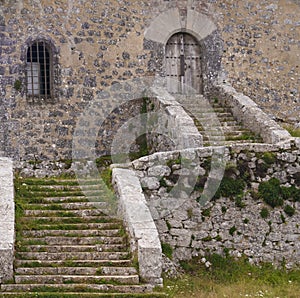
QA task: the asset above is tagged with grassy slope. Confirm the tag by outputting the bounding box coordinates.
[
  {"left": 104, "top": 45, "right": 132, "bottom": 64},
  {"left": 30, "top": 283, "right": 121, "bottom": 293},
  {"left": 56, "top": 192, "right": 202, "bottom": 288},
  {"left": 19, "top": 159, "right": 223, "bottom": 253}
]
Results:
[{"left": 160, "top": 255, "right": 300, "bottom": 298}]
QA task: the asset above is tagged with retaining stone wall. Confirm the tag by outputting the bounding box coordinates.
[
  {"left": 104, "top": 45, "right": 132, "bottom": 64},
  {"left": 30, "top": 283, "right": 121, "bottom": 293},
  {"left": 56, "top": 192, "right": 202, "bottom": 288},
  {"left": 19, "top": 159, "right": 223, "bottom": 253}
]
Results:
[{"left": 129, "top": 140, "right": 300, "bottom": 269}]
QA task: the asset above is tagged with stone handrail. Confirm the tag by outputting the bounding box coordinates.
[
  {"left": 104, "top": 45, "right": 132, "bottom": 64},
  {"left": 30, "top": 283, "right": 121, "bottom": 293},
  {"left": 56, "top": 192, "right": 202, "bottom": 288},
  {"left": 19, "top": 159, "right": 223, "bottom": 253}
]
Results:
[
  {"left": 0, "top": 157, "right": 14, "bottom": 282},
  {"left": 112, "top": 167, "right": 163, "bottom": 285},
  {"left": 213, "top": 83, "right": 292, "bottom": 144}
]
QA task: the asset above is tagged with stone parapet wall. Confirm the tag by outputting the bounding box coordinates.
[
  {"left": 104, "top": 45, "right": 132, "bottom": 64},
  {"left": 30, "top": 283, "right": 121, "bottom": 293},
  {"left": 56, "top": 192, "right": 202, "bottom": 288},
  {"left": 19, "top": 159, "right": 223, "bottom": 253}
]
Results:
[
  {"left": 211, "top": 83, "right": 292, "bottom": 144},
  {"left": 145, "top": 85, "right": 203, "bottom": 153},
  {"left": 112, "top": 167, "right": 162, "bottom": 285},
  {"left": 0, "top": 157, "right": 14, "bottom": 282},
  {"left": 126, "top": 140, "right": 300, "bottom": 269}
]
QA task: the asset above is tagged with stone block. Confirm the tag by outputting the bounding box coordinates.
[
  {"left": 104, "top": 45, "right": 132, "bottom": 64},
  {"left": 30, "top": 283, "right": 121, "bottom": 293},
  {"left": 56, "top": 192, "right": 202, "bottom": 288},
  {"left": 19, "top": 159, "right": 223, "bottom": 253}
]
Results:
[
  {"left": 112, "top": 168, "right": 162, "bottom": 285},
  {"left": 0, "top": 157, "right": 14, "bottom": 282}
]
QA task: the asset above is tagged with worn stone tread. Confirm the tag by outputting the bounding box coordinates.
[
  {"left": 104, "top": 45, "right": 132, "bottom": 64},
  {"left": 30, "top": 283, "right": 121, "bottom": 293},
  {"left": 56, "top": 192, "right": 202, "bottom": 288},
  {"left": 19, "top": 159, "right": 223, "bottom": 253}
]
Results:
[
  {"left": 19, "top": 216, "right": 118, "bottom": 223},
  {"left": 24, "top": 209, "right": 110, "bottom": 216},
  {"left": 24, "top": 222, "right": 120, "bottom": 230},
  {"left": 0, "top": 293, "right": 167, "bottom": 297},
  {"left": 20, "top": 243, "right": 128, "bottom": 253},
  {"left": 17, "top": 251, "right": 130, "bottom": 261},
  {"left": 14, "top": 274, "right": 140, "bottom": 285},
  {"left": 24, "top": 202, "right": 107, "bottom": 210},
  {"left": 21, "top": 236, "right": 125, "bottom": 245},
  {"left": 22, "top": 229, "right": 120, "bottom": 237},
  {"left": 15, "top": 259, "right": 133, "bottom": 267},
  {"left": 1, "top": 283, "right": 155, "bottom": 293},
  {"left": 15, "top": 266, "right": 137, "bottom": 276},
  {"left": 19, "top": 244, "right": 128, "bottom": 253}
]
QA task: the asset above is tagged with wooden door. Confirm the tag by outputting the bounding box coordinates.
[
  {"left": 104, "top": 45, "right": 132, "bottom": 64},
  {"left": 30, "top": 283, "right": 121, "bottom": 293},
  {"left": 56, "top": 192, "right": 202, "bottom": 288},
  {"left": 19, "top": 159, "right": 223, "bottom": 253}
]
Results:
[{"left": 165, "top": 33, "right": 202, "bottom": 94}]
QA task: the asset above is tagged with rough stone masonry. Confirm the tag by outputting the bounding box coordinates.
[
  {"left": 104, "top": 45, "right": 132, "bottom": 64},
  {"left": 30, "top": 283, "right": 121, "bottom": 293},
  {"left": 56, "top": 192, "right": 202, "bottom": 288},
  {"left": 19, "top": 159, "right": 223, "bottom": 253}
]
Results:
[{"left": 0, "top": 0, "right": 299, "bottom": 161}]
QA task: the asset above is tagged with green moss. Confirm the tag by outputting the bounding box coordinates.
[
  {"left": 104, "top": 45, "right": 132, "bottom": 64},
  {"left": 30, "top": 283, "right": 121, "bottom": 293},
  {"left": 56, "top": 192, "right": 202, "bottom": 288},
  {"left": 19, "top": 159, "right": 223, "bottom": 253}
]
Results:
[
  {"left": 284, "top": 124, "right": 300, "bottom": 137},
  {"left": 284, "top": 204, "right": 296, "bottom": 217},
  {"left": 187, "top": 208, "right": 193, "bottom": 219},
  {"left": 166, "top": 221, "right": 171, "bottom": 231},
  {"left": 202, "top": 235, "right": 213, "bottom": 242},
  {"left": 214, "top": 177, "right": 245, "bottom": 199},
  {"left": 262, "top": 152, "right": 276, "bottom": 164},
  {"left": 243, "top": 218, "right": 249, "bottom": 224},
  {"left": 14, "top": 79, "right": 22, "bottom": 91},
  {"left": 201, "top": 207, "right": 211, "bottom": 217},
  {"left": 215, "top": 234, "right": 222, "bottom": 241},
  {"left": 281, "top": 185, "right": 300, "bottom": 202},
  {"left": 229, "top": 226, "right": 237, "bottom": 236},
  {"left": 235, "top": 196, "right": 245, "bottom": 208},
  {"left": 161, "top": 242, "right": 173, "bottom": 260},
  {"left": 258, "top": 178, "right": 284, "bottom": 208},
  {"left": 260, "top": 207, "right": 270, "bottom": 219}
]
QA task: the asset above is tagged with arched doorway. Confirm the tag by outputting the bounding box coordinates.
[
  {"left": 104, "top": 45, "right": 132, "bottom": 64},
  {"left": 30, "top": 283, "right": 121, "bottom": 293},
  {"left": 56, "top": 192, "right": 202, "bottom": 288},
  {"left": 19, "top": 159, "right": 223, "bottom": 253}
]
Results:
[{"left": 165, "top": 32, "right": 203, "bottom": 94}]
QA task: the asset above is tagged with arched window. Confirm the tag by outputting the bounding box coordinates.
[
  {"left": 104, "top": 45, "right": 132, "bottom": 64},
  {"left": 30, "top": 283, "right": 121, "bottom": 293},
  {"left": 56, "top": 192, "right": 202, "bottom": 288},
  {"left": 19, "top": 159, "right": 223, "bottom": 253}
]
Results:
[
  {"left": 165, "top": 32, "right": 202, "bottom": 94},
  {"left": 26, "top": 41, "right": 52, "bottom": 99}
]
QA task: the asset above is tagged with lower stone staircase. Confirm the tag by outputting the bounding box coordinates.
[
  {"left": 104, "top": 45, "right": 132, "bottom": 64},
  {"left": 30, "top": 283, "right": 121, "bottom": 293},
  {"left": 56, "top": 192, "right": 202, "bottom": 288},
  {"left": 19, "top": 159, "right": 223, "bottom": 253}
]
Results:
[
  {"left": 177, "top": 94, "right": 262, "bottom": 146},
  {"left": 0, "top": 176, "right": 165, "bottom": 297}
]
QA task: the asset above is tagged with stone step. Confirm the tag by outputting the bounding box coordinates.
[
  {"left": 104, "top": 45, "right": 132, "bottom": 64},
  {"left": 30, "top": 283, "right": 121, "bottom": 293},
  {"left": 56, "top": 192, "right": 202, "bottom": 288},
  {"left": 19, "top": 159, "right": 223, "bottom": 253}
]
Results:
[
  {"left": 0, "top": 292, "right": 167, "bottom": 297},
  {"left": 21, "top": 222, "right": 120, "bottom": 231},
  {"left": 24, "top": 209, "right": 109, "bottom": 217},
  {"left": 17, "top": 251, "right": 130, "bottom": 261},
  {"left": 15, "top": 259, "right": 133, "bottom": 268},
  {"left": 203, "top": 139, "right": 258, "bottom": 146},
  {"left": 20, "top": 216, "right": 122, "bottom": 228},
  {"left": 21, "top": 236, "right": 125, "bottom": 245},
  {"left": 15, "top": 266, "right": 137, "bottom": 276},
  {"left": 21, "top": 190, "right": 105, "bottom": 197},
  {"left": 21, "top": 229, "right": 121, "bottom": 237},
  {"left": 18, "top": 244, "right": 127, "bottom": 253},
  {"left": 22, "top": 196, "right": 91, "bottom": 203},
  {"left": 24, "top": 202, "right": 108, "bottom": 210},
  {"left": 19, "top": 216, "right": 119, "bottom": 224},
  {"left": 30, "top": 184, "right": 103, "bottom": 191},
  {"left": 200, "top": 130, "right": 251, "bottom": 137},
  {"left": 1, "top": 284, "right": 156, "bottom": 294},
  {"left": 14, "top": 274, "right": 139, "bottom": 285}
]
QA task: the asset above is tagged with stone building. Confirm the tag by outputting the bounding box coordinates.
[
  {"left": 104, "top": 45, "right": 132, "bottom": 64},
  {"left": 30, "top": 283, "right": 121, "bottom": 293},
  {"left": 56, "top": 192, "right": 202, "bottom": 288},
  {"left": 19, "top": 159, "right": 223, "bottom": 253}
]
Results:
[{"left": 0, "top": 0, "right": 299, "bottom": 162}]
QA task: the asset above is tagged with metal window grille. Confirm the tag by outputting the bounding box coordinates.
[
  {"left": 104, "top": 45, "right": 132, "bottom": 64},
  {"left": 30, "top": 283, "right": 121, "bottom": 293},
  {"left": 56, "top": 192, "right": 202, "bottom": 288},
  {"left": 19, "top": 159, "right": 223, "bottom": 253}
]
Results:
[{"left": 26, "top": 41, "right": 52, "bottom": 99}]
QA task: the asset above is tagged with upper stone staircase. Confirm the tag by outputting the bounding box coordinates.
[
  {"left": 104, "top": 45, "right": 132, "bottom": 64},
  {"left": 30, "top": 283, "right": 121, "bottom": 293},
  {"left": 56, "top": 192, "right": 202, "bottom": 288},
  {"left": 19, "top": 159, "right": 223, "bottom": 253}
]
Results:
[
  {"left": 0, "top": 176, "right": 165, "bottom": 297},
  {"left": 176, "top": 94, "right": 263, "bottom": 146}
]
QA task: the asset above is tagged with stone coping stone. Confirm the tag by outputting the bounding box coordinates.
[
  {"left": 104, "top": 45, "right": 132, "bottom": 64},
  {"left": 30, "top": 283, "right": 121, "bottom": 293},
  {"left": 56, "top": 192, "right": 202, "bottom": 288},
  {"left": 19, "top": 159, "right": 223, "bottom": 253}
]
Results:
[
  {"left": 0, "top": 157, "right": 14, "bottom": 282},
  {"left": 112, "top": 167, "right": 162, "bottom": 286}
]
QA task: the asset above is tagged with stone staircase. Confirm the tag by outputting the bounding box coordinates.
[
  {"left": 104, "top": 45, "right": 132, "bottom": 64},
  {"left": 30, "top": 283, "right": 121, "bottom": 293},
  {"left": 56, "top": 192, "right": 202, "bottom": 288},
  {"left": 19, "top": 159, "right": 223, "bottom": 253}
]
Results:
[
  {"left": 0, "top": 177, "right": 165, "bottom": 297},
  {"left": 177, "top": 94, "right": 262, "bottom": 146}
]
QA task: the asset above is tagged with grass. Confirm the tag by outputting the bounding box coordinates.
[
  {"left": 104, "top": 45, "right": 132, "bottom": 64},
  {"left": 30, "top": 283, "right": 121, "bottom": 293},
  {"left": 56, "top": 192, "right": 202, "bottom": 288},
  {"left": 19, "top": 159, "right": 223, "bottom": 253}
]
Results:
[
  {"left": 159, "top": 254, "right": 300, "bottom": 297},
  {"left": 284, "top": 124, "right": 300, "bottom": 137}
]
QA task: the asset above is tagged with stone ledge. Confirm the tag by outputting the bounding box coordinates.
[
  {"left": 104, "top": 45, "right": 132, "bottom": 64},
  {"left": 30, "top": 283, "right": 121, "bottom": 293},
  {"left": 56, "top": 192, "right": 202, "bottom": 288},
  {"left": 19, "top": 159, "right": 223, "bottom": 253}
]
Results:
[
  {"left": 0, "top": 157, "right": 14, "bottom": 282},
  {"left": 213, "top": 83, "right": 292, "bottom": 144},
  {"left": 149, "top": 85, "right": 203, "bottom": 150},
  {"left": 112, "top": 167, "right": 163, "bottom": 285}
]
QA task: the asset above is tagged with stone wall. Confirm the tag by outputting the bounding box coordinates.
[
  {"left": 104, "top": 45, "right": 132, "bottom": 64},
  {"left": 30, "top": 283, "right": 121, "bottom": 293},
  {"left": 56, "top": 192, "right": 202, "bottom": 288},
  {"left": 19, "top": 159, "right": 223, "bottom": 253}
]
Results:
[
  {"left": 0, "top": 0, "right": 299, "bottom": 161},
  {"left": 124, "top": 139, "right": 300, "bottom": 269},
  {"left": 0, "top": 157, "right": 14, "bottom": 282}
]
